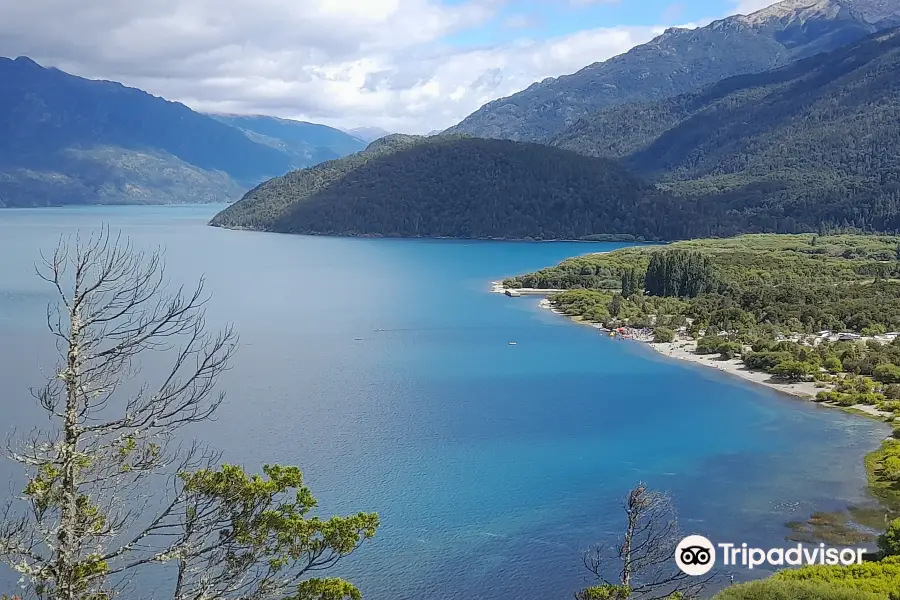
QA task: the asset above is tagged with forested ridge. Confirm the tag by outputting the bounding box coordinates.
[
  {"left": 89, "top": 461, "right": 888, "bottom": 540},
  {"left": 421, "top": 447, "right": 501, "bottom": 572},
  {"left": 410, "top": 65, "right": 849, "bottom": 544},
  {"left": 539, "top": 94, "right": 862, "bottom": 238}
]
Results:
[
  {"left": 552, "top": 27, "right": 900, "bottom": 232},
  {"left": 211, "top": 136, "right": 710, "bottom": 240}
]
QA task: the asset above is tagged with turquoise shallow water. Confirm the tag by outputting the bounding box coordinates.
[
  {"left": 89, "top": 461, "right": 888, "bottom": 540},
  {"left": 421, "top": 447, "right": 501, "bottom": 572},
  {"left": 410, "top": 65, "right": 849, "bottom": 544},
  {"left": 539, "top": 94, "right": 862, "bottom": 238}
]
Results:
[{"left": 0, "top": 205, "right": 890, "bottom": 599}]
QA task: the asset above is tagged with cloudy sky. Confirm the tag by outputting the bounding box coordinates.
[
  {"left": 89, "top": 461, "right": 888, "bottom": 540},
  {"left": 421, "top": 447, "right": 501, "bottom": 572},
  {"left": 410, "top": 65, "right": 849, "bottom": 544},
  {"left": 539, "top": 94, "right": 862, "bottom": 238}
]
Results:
[{"left": 0, "top": 0, "right": 776, "bottom": 133}]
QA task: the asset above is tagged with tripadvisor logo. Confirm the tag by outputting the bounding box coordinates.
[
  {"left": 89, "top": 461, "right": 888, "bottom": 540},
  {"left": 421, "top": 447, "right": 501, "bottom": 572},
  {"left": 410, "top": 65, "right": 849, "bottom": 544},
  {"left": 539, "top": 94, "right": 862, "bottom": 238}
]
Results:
[
  {"left": 675, "top": 535, "right": 716, "bottom": 576},
  {"left": 674, "top": 535, "right": 868, "bottom": 576}
]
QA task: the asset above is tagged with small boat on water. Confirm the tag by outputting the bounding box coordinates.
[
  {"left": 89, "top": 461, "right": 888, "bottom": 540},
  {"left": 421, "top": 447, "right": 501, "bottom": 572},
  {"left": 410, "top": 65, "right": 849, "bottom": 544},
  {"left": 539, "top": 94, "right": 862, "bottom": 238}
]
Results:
[{"left": 508, "top": 341, "right": 517, "bottom": 345}]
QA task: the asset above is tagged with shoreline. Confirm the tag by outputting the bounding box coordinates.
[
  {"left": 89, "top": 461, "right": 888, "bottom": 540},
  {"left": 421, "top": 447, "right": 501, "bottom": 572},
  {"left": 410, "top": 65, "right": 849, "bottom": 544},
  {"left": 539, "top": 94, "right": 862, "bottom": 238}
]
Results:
[
  {"left": 642, "top": 338, "right": 893, "bottom": 419},
  {"left": 496, "top": 281, "right": 896, "bottom": 421},
  {"left": 495, "top": 280, "right": 900, "bottom": 524}
]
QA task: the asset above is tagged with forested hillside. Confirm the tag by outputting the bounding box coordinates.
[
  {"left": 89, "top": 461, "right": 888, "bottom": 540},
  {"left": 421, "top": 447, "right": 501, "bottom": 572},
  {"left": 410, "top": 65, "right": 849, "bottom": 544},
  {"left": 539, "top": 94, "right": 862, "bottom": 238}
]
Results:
[
  {"left": 447, "top": 0, "right": 900, "bottom": 142},
  {"left": 551, "top": 27, "right": 900, "bottom": 232},
  {"left": 210, "top": 136, "right": 703, "bottom": 240}
]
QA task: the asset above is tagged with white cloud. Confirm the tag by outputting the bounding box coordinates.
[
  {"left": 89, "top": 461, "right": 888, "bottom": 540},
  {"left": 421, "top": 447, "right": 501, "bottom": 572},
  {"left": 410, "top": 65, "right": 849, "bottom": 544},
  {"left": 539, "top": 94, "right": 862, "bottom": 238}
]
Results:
[
  {"left": 0, "top": 0, "right": 681, "bottom": 133},
  {"left": 730, "top": 0, "right": 779, "bottom": 15}
]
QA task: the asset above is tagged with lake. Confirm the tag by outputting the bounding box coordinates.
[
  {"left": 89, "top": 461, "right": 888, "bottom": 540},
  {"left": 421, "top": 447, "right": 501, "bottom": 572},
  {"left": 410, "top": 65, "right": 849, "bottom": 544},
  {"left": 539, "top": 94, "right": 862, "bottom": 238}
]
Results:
[{"left": 0, "top": 205, "right": 890, "bottom": 599}]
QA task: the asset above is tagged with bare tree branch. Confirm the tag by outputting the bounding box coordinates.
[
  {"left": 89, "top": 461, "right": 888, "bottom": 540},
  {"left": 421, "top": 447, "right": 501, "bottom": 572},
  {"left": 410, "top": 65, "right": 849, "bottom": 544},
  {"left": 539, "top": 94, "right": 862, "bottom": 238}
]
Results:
[
  {"left": 578, "top": 483, "right": 714, "bottom": 600},
  {"left": 1, "top": 228, "right": 378, "bottom": 600}
]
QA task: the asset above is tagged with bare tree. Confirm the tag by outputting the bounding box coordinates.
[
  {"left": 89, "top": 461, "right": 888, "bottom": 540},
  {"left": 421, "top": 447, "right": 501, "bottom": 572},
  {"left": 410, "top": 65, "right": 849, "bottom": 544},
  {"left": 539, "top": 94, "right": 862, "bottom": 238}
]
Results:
[
  {"left": 576, "top": 483, "right": 711, "bottom": 600},
  {"left": 0, "top": 230, "right": 378, "bottom": 600}
]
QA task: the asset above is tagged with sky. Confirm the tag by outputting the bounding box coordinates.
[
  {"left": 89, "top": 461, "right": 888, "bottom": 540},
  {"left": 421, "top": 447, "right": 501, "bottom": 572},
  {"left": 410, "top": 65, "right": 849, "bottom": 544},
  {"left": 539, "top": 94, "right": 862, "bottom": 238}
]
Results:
[{"left": 0, "top": 0, "right": 777, "bottom": 134}]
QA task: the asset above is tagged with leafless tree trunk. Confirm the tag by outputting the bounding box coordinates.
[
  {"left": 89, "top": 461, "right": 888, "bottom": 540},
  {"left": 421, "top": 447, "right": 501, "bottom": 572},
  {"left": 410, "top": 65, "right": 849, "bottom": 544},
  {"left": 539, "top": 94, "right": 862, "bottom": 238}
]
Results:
[
  {"left": 1, "top": 228, "right": 237, "bottom": 599},
  {"left": 577, "top": 483, "right": 712, "bottom": 600}
]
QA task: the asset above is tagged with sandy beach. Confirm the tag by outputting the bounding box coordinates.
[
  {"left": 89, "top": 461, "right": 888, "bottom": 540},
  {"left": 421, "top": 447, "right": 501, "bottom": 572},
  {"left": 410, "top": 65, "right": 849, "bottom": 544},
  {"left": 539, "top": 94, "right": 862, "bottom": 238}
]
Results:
[{"left": 644, "top": 339, "right": 895, "bottom": 419}]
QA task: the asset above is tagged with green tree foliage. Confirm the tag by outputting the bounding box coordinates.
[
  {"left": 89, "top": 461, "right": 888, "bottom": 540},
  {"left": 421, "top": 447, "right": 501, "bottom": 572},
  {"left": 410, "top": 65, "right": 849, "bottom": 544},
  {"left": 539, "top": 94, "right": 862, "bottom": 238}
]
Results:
[
  {"left": 608, "top": 294, "right": 623, "bottom": 318},
  {"left": 211, "top": 136, "right": 697, "bottom": 240},
  {"left": 767, "top": 556, "right": 900, "bottom": 598},
  {"left": 511, "top": 234, "right": 900, "bottom": 335},
  {"left": 874, "top": 364, "right": 900, "bottom": 384},
  {"left": 771, "top": 360, "right": 817, "bottom": 381},
  {"left": 879, "top": 519, "right": 900, "bottom": 557},
  {"left": 621, "top": 267, "right": 642, "bottom": 298},
  {"left": 696, "top": 336, "right": 723, "bottom": 355},
  {"left": 644, "top": 251, "right": 717, "bottom": 298},
  {"left": 576, "top": 585, "right": 631, "bottom": 600},
  {"left": 0, "top": 232, "right": 378, "bottom": 600},
  {"left": 653, "top": 327, "right": 675, "bottom": 343},
  {"left": 712, "top": 580, "right": 884, "bottom": 600},
  {"left": 867, "top": 440, "right": 900, "bottom": 509},
  {"left": 826, "top": 356, "right": 845, "bottom": 373}
]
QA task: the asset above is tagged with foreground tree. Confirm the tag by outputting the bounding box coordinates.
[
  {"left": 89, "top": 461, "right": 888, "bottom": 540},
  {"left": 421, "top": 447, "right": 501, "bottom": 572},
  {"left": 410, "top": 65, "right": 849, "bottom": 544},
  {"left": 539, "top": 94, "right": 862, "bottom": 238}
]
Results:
[
  {"left": 576, "top": 483, "right": 710, "bottom": 600},
  {"left": 0, "top": 230, "right": 378, "bottom": 600}
]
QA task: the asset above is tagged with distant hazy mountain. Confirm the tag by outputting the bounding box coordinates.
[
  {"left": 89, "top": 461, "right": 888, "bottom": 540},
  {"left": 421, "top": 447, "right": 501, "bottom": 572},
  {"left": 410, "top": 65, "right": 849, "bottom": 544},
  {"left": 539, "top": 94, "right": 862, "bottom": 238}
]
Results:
[
  {"left": 210, "top": 114, "right": 366, "bottom": 167},
  {"left": 0, "top": 58, "right": 361, "bottom": 207},
  {"left": 446, "top": 0, "right": 900, "bottom": 143},
  {"left": 345, "top": 127, "right": 393, "bottom": 142}
]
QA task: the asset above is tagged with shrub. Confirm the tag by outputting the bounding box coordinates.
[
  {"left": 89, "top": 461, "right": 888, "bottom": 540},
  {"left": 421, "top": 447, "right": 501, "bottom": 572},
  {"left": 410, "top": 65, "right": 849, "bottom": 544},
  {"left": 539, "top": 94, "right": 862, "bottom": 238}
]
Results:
[
  {"left": 825, "top": 356, "right": 844, "bottom": 373},
  {"left": 771, "top": 556, "right": 900, "bottom": 598},
  {"left": 717, "top": 341, "right": 743, "bottom": 359},
  {"left": 653, "top": 327, "right": 675, "bottom": 343},
  {"left": 874, "top": 364, "right": 900, "bottom": 384},
  {"left": 696, "top": 336, "right": 722, "bottom": 354},
  {"left": 712, "top": 580, "right": 882, "bottom": 600},
  {"left": 880, "top": 519, "right": 900, "bottom": 557},
  {"left": 883, "top": 456, "right": 900, "bottom": 481},
  {"left": 744, "top": 351, "right": 794, "bottom": 371},
  {"left": 771, "top": 360, "right": 816, "bottom": 381}
]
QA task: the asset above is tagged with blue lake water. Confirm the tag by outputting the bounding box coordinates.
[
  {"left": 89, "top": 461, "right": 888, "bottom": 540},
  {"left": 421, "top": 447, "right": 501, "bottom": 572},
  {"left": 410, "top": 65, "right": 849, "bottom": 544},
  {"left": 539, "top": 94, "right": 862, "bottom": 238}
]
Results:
[{"left": 0, "top": 205, "right": 890, "bottom": 599}]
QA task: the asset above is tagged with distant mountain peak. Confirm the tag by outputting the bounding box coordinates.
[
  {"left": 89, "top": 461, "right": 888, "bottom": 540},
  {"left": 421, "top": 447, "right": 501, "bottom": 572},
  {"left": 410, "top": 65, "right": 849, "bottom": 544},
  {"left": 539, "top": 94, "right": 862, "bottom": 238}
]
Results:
[
  {"left": 446, "top": 0, "right": 900, "bottom": 142},
  {"left": 345, "top": 126, "right": 393, "bottom": 143},
  {"left": 736, "top": 0, "right": 889, "bottom": 24}
]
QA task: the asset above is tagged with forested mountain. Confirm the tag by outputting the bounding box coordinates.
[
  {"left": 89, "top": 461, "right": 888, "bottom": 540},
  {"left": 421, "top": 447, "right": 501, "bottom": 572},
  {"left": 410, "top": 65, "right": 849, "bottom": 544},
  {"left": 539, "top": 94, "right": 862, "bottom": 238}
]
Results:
[
  {"left": 209, "top": 114, "right": 366, "bottom": 167},
  {"left": 446, "top": 0, "right": 900, "bottom": 143},
  {"left": 0, "top": 58, "right": 358, "bottom": 207},
  {"left": 210, "top": 136, "right": 705, "bottom": 240},
  {"left": 552, "top": 27, "right": 900, "bottom": 232}
]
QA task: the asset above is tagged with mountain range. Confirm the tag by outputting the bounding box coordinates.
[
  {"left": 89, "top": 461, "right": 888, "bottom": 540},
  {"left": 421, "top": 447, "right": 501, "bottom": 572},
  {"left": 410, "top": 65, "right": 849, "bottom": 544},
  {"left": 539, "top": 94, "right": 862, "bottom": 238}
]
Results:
[
  {"left": 209, "top": 114, "right": 366, "bottom": 165},
  {"left": 344, "top": 127, "right": 393, "bottom": 143},
  {"left": 446, "top": 0, "right": 900, "bottom": 143},
  {"left": 0, "top": 57, "right": 370, "bottom": 207},
  {"left": 213, "top": 25, "right": 900, "bottom": 239}
]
